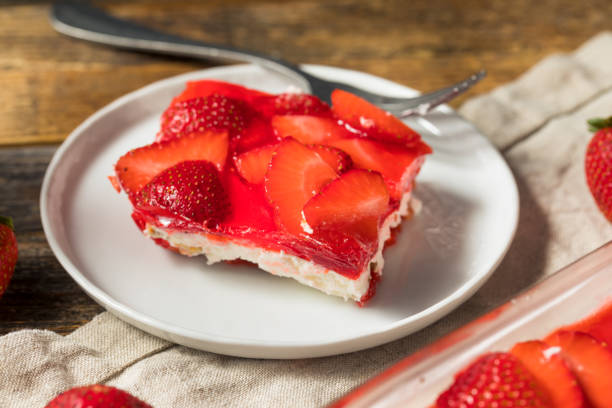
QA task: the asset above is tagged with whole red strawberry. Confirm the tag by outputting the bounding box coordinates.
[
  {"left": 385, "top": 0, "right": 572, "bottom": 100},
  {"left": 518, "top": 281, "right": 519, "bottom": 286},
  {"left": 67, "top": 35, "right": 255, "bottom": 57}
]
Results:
[
  {"left": 436, "top": 352, "right": 551, "bottom": 408},
  {"left": 585, "top": 117, "right": 612, "bottom": 222},
  {"left": 45, "top": 384, "right": 152, "bottom": 408},
  {"left": 157, "top": 94, "right": 250, "bottom": 142},
  {"left": 0, "top": 215, "right": 17, "bottom": 298},
  {"left": 136, "top": 160, "right": 231, "bottom": 228}
]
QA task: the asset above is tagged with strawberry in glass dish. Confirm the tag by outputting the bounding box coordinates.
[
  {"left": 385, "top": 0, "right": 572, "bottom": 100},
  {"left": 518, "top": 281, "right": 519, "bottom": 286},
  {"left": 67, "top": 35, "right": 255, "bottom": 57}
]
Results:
[
  {"left": 431, "top": 303, "right": 612, "bottom": 408},
  {"left": 436, "top": 352, "right": 553, "bottom": 408},
  {"left": 111, "top": 80, "right": 431, "bottom": 304}
]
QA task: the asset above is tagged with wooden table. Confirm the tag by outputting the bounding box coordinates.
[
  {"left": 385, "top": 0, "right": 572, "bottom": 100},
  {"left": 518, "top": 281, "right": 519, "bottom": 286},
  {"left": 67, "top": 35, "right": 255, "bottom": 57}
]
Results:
[{"left": 1, "top": 0, "right": 609, "bottom": 335}]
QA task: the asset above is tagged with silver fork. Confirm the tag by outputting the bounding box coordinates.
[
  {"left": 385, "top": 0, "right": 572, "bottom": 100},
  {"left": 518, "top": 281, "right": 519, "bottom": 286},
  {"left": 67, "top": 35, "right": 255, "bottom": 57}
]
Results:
[{"left": 50, "top": 2, "right": 485, "bottom": 117}]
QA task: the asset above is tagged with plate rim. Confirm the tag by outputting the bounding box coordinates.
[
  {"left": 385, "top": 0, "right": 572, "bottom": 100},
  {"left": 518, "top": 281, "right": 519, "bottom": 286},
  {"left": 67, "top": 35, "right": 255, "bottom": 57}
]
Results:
[{"left": 40, "top": 64, "right": 519, "bottom": 358}]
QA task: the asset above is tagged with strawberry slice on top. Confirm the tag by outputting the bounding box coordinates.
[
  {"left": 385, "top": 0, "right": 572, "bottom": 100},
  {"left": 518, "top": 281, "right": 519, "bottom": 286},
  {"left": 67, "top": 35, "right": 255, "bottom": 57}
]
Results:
[
  {"left": 111, "top": 79, "right": 432, "bottom": 304},
  {"left": 309, "top": 144, "right": 353, "bottom": 174},
  {"left": 331, "top": 89, "right": 423, "bottom": 147},
  {"left": 264, "top": 138, "right": 338, "bottom": 235},
  {"left": 330, "top": 137, "right": 429, "bottom": 199},
  {"left": 136, "top": 160, "right": 231, "bottom": 229},
  {"left": 303, "top": 169, "right": 390, "bottom": 241},
  {"left": 234, "top": 143, "right": 278, "bottom": 185},
  {"left": 115, "top": 130, "right": 229, "bottom": 200},
  {"left": 157, "top": 94, "right": 251, "bottom": 143},
  {"left": 264, "top": 93, "right": 332, "bottom": 117},
  {"left": 436, "top": 352, "right": 552, "bottom": 408},
  {"left": 272, "top": 115, "right": 349, "bottom": 145},
  {"left": 170, "top": 79, "right": 271, "bottom": 105}
]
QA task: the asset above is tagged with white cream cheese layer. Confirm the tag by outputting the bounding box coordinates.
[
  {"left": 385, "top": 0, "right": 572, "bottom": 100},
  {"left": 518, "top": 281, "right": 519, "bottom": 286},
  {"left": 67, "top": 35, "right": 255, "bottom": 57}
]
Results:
[{"left": 145, "top": 192, "right": 417, "bottom": 302}]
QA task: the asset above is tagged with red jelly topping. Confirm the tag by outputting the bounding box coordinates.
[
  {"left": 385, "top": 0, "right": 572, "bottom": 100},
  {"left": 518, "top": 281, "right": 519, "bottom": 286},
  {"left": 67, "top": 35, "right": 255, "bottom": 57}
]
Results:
[{"left": 114, "top": 80, "right": 431, "bottom": 287}]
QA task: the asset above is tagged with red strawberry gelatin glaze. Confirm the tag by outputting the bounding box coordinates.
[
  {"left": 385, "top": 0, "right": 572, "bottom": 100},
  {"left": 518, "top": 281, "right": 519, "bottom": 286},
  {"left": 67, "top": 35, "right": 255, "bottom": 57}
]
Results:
[{"left": 112, "top": 80, "right": 431, "bottom": 304}]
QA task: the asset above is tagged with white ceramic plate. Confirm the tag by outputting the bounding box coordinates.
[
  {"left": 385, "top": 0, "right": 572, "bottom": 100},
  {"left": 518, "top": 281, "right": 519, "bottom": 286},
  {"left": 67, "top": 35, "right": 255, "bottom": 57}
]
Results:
[{"left": 40, "top": 64, "right": 518, "bottom": 359}]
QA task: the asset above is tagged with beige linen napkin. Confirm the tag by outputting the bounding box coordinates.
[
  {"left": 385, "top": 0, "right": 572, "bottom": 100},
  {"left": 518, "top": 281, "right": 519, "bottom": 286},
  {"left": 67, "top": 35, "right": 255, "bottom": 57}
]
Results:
[{"left": 2, "top": 32, "right": 612, "bottom": 408}]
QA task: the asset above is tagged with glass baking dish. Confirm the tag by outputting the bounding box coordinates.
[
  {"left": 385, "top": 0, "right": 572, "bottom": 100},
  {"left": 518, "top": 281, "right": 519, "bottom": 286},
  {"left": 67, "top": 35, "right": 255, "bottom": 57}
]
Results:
[{"left": 330, "top": 240, "right": 612, "bottom": 408}]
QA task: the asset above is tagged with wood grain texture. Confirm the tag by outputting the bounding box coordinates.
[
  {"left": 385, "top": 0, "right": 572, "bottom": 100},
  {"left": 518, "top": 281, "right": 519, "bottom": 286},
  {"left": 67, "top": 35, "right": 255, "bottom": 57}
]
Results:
[
  {"left": 0, "top": 0, "right": 611, "bottom": 334},
  {"left": 1, "top": 0, "right": 612, "bottom": 146},
  {"left": 0, "top": 146, "right": 104, "bottom": 335}
]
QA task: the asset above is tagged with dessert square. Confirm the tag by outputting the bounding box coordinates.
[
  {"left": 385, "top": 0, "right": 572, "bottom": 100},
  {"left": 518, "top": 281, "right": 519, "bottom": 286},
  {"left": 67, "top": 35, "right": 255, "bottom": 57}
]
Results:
[{"left": 110, "top": 80, "right": 431, "bottom": 304}]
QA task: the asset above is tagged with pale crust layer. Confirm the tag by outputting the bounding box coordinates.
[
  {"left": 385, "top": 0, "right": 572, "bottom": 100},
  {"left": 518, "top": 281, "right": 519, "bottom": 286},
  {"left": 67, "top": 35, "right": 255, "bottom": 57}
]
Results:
[{"left": 145, "top": 192, "right": 417, "bottom": 302}]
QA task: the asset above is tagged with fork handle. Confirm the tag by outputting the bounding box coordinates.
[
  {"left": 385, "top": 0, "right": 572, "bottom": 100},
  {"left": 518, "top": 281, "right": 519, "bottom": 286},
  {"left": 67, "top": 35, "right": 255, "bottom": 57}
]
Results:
[{"left": 50, "top": 2, "right": 314, "bottom": 92}]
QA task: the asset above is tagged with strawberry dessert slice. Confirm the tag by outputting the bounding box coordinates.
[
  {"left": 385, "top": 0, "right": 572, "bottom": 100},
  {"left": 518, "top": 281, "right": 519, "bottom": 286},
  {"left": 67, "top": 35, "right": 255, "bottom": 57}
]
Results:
[{"left": 113, "top": 79, "right": 431, "bottom": 303}]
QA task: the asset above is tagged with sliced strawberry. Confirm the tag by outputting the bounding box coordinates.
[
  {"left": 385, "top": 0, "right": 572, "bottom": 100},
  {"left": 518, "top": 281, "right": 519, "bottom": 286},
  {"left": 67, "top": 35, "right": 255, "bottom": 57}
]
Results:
[
  {"left": 171, "top": 79, "right": 271, "bottom": 105},
  {"left": 231, "top": 115, "right": 277, "bottom": 154},
  {"left": 546, "top": 330, "right": 612, "bottom": 408},
  {"left": 331, "top": 89, "right": 423, "bottom": 146},
  {"left": 115, "top": 130, "right": 229, "bottom": 199},
  {"left": 436, "top": 352, "right": 551, "bottom": 408},
  {"left": 329, "top": 138, "right": 428, "bottom": 199},
  {"left": 269, "top": 93, "right": 331, "bottom": 116},
  {"left": 304, "top": 227, "right": 373, "bottom": 278},
  {"left": 234, "top": 143, "right": 278, "bottom": 184},
  {"left": 302, "top": 169, "right": 389, "bottom": 241},
  {"left": 157, "top": 94, "right": 250, "bottom": 142},
  {"left": 264, "top": 138, "right": 337, "bottom": 235},
  {"left": 136, "top": 160, "right": 230, "bottom": 228},
  {"left": 309, "top": 144, "right": 353, "bottom": 173},
  {"left": 511, "top": 340, "right": 587, "bottom": 408},
  {"left": 271, "top": 115, "right": 348, "bottom": 145}
]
